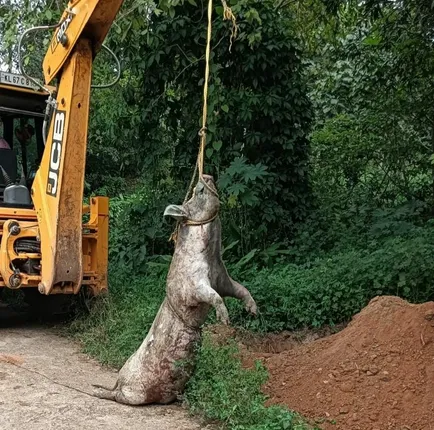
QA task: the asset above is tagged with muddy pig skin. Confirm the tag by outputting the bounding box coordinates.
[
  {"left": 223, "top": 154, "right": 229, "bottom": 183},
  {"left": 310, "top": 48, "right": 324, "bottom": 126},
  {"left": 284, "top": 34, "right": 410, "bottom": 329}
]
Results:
[{"left": 93, "top": 175, "right": 257, "bottom": 405}]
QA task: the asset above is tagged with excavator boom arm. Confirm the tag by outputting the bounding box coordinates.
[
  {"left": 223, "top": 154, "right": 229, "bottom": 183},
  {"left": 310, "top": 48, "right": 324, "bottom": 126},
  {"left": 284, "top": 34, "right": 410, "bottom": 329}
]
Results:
[
  {"left": 42, "top": 0, "right": 123, "bottom": 85},
  {"left": 31, "top": 0, "right": 123, "bottom": 294}
]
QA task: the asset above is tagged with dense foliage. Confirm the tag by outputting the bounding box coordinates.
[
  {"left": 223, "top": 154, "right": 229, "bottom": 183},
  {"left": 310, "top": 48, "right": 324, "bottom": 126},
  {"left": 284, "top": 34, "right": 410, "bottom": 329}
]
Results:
[{"left": 95, "top": 0, "right": 313, "bottom": 259}]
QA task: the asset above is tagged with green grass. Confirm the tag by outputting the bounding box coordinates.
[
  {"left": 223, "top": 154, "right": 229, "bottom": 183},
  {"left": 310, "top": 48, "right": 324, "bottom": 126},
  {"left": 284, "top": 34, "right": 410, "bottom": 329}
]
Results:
[
  {"left": 69, "top": 268, "right": 166, "bottom": 367},
  {"left": 184, "top": 335, "right": 314, "bottom": 430}
]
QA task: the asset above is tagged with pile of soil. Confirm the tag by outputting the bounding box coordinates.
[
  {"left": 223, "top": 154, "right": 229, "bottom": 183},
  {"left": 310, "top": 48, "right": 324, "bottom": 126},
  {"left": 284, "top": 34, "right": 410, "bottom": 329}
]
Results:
[{"left": 253, "top": 296, "right": 434, "bottom": 429}]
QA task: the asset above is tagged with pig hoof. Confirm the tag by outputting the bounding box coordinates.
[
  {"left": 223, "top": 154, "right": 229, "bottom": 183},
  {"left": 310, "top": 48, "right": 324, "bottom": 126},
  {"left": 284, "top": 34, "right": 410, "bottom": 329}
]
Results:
[{"left": 245, "top": 299, "right": 258, "bottom": 316}]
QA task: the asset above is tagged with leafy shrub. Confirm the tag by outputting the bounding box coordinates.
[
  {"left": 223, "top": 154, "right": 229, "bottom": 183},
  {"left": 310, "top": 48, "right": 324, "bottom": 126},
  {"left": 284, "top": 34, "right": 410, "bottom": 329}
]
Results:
[
  {"left": 287, "top": 200, "right": 429, "bottom": 264},
  {"left": 227, "top": 223, "right": 434, "bottom": 332},
  {"left": 184, "top": 335, "right": 311, "bottom": 430},
  {"left": 108, "top": 180, "right": 181, "bottom": 274}
]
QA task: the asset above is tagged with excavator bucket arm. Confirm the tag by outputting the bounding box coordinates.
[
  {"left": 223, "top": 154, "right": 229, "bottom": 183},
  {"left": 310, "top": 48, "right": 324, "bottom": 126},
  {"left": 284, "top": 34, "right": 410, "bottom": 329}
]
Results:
[{"left": 31, "top": 0, "right": 123, "bottom": 295}]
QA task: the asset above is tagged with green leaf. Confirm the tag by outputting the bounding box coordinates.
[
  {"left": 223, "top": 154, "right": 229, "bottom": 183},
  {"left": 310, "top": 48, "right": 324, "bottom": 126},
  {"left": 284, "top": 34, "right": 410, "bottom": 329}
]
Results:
[
  {"left": 187, "top": 0, "right": 197, "bottom": 5},
  {"left": 213, "top": 140, "right": 222, "bottom": 151},
  {"left": 45, "top": 9, "right": 53, "bottom": 20},
  {"left": 222, "top": 240, "right": 239, "bottom": 256},
  {"left": 235, "top": 249, "right": 258, "bottom": 268},
  {"left": 221, "top": 104, "right": 229, "bottom": 113},
  {"left": 363, "top": 35, "right": 382, "bottom": 46}
]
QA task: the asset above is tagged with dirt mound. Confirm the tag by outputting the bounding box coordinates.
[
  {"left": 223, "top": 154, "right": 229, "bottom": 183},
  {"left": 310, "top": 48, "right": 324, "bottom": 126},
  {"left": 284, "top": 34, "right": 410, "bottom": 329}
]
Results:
[{"left": 256, "top": 296, "right": 434, "bottom": 430}]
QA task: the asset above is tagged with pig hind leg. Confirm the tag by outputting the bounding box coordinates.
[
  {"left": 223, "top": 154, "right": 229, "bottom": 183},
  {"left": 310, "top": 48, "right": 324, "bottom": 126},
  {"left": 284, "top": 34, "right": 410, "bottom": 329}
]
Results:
[{"left": 93, "top": 384, "right": 118, "bottom": 402}]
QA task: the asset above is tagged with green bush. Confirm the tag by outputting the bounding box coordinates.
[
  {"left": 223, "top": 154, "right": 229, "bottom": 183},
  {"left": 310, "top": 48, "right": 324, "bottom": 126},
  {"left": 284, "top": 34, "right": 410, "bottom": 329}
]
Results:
[
  {"left": 108, "top": 179, "right": 181, "bottom": 275},
  {"left": 184, "top": 335, "right": 311, "bottom": 430},
  {"left": 227, "top": 223, "right": 434, "bottom": 332},
  {"left": 287, "top": 200, "right": 429, "bottom": 264}
]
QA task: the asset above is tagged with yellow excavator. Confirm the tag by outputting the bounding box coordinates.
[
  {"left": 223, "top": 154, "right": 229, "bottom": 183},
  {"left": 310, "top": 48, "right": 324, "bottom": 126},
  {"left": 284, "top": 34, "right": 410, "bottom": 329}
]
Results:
[{"left": 0, "top": 0, "right": 123, "bottom": 310}]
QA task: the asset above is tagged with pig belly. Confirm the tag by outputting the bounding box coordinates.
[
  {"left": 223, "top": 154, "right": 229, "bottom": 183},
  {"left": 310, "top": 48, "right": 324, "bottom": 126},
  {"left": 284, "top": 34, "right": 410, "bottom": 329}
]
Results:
[{"left": 114, "top": 299, "right": 201, "bottom": 405}]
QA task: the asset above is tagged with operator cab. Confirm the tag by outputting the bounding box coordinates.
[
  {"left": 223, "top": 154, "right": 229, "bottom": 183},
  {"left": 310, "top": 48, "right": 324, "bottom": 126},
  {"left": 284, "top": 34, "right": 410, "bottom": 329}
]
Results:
[{"left": 0, "top": 71, "right": 48, "bottom": 207}]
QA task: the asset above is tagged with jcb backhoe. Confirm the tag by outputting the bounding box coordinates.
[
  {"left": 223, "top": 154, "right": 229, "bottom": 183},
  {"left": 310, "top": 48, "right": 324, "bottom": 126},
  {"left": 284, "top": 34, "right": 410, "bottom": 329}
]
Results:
[{"left": 0, "top": 0, "right": 124, "bottom": 309}]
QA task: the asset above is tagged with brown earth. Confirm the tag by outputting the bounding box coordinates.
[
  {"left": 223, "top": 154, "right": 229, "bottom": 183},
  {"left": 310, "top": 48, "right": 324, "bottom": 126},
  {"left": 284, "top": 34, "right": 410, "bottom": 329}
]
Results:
[{"left": 245, "top": 296, "right": 434, "bottom": 430}]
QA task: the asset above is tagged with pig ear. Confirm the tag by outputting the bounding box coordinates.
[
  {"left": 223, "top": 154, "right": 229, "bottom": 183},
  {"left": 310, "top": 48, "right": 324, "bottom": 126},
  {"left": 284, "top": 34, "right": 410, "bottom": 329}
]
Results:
[{"left": 163, "top": 204, "right": 188, "bottom": 221}]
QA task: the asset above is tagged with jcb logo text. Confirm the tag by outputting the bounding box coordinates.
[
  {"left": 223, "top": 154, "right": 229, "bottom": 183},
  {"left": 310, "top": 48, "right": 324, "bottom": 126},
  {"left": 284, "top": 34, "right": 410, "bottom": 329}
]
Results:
[{"left": 46, "top": 111, "right": 65, "bottom": 197}]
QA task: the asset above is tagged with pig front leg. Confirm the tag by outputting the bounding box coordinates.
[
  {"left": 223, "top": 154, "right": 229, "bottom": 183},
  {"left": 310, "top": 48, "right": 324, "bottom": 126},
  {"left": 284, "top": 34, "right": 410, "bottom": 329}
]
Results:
[
  {"left": 194, "top": 279, "right": 230, "bottom": 325},
  {"left": 228, "top": 278, "right": 257, "bottom": 316},
  {"left": 215, "top": 269, "right": 257, "bottom": 316}
]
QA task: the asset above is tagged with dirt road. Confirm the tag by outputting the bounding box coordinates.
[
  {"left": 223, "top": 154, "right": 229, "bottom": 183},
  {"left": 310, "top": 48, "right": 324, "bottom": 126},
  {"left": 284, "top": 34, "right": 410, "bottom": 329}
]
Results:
[{"left": 0, "top": 306, "right": 206, "bottom": 430}]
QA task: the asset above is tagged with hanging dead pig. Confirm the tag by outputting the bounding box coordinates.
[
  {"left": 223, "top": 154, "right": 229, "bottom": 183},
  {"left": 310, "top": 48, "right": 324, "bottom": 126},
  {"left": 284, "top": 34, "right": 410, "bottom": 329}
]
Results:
[{"left": 93, "top": 174, "right": 257, "bottom": 405}]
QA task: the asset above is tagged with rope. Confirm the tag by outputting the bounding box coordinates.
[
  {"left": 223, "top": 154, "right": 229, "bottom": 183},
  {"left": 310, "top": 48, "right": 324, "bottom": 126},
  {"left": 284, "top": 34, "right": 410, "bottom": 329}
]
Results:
[
  {"left": 170, "top": 0, "right": 237, "bottom": 243},
  {"left": 198, "top": 0, "right": 237, "bottom": 183},
  {"left": 185, "top": 212, "right": 218, "bottom": 226},
  {"left": 168, "top": 211, "right": 218, "bottom": 243},
  {"left": 1, "top": 359, "right": 99, "bottom": 399},
  {"left": 197, "top": 0, "right": 214, "bottom": 180}
]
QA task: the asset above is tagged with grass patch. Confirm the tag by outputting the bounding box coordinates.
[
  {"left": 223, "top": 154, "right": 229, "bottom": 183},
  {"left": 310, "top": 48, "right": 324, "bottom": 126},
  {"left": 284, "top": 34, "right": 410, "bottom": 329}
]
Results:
[
  {"left": 184, "top": 334, "right": 313, "bottom": 430},
  {"left": 69, "top": 268, "right": 165, "bottom": 367}
]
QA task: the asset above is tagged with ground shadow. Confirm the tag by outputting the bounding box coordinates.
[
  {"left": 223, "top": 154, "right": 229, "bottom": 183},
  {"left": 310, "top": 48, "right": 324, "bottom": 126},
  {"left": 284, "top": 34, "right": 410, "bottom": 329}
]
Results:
[{"left": 0, "top": 302, "right": 72, "bottom": 329}]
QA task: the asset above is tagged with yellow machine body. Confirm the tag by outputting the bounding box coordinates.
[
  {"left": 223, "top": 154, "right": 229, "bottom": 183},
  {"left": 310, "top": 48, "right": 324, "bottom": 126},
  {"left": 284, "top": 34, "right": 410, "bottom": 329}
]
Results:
[{"left": 0, "top": 0, "right": 123, "bottom": 296}]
